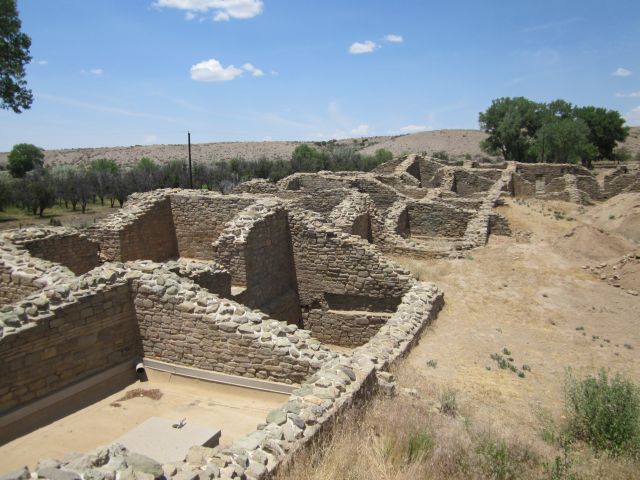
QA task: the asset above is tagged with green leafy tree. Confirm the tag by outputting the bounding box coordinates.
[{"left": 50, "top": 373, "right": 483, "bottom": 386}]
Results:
[
  {"left": 291, "top": 144, "right": 327, "bottom": 172},
  {"left": 0, "top": 0, "right": 33, "bottom": 112},
  {"left": 573, "top": 106, "right": 629, "bottom": 160},
  {"left": 17, "top": 169, "right": 55, "bottom": 216},
  {"left": 479, "top": 97, "right": 543, "bottom": 162},
  {"left": 531, "top": 118, "right": 597, "bottom": 166},
  {"left": 89, "top": 158, "right": 119, "bottom": 205},
  {"left": 7, "top": 143, "right": 44, "bottom": 177},
  {"left": 0, "top": 171, "right": 14, "bottom": 210},
  {"left": 373, "top": 148, "right": 393, "bottom": 164}
]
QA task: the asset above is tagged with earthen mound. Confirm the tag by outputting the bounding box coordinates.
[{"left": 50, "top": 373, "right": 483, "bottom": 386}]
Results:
[
  {"left": 583, "top": 192, "right": 640, "bottom": 244},
  {"left": 553, "top": 224, "right": 635, "bottom": 262}
]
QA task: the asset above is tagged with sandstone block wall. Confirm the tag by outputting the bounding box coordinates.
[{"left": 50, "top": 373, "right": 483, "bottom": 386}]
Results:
[
  {"left": 304, "top": 309, "right": 390, "bottom": 347},
  {"left": 89, "top": 192, "right": 178, "bottom": 262},
  {"left": 130, "top": 267, "right": 337, "bottom": 385},
  {"left": 0, "top": 282, "right": 138, "bottom": 414},
  {"left": 407, "top": 202, "right": 473, "bottom": 238},
  {"left": 22, "top": 232, "right": 100, "bottom": 275},
  {"left": 0, "top": 230, "right": 76, "bottom": 306},
  {"left": 170, "top": 193, "right": 255, "bottom": 259},
  {"left": 213, "top": 201, "right": 300, "bottom": 324},
  {"left": 288, "top": 208, "right": 412, "bottom": 317},
  {"left": 452, "top": 169, "right": 500, "bottom": 196}
]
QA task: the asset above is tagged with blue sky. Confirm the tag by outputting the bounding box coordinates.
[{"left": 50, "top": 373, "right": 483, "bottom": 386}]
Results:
[{"left": 1, "top": 0, "right": 639, "bottom": 150}]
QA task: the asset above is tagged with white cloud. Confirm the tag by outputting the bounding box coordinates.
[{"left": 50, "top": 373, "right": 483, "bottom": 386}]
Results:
[
  {"left": 616, "top": 91, "right": 640, "bottom": 98},
  {"left": 613, "top": 67, "right": 632, "bottom": 77},
  {"left": 190, "top": 58, "right": 243, "bottom": 81},
  {"left": 81, "top": 68, "right": 104, "bottom": 76},
  {"left": 399, "top": 125, "right": 429, "bottom": 134},
  {"left": 185, "top": 11, "right": 196, "bottom": 20},
  {"left": 242, "top": 63, "right": 264, "bottom": 77},
  {"left": 350, "top": 124, "right": 370, "bottom": 136},
  {"left": 144, "top": 135, "right": 159, "bottom": 144},
  {"left": 384, "top": 34, "right": 403, "bottom": 43},
  {"left": 625, "top": 106, "right": 640, "bottom": 125},
  {"left": 37, "top": 60, "right": 48, "bottom": 65},
  {"left": 349, "top": 40, "right": 378, "bottom": 54},
  {"left": 153, "top": 0, "right": 263, "bottom": 21}
]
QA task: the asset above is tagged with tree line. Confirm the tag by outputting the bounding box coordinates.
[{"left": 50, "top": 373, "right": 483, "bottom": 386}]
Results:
[
  {"left": 0, "top": 143, "right": 393, "bottom": 217},
  {"left": 479, "top": 97, "right": 630, "bottom": 167}
]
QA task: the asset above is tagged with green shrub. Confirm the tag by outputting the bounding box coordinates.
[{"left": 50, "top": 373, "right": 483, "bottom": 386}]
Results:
[
  {"left": 405, "top": 429, "right": 433, "bottom": 463},
  {"left": 565, "top": 369, "right": 640, "bottom": 456},
  {"left": 476, "top": 435, "right": 537, "bottom": 480},
  {"left": 439, "top": 389, "right": 458, "bottom": 417}
]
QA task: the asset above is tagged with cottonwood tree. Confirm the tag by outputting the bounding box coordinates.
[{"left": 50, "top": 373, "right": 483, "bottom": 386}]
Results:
[
  {"left": 0, "top": 0, "right": 33, "bottom": 112},
  {"left": 479, "top": 97, "right": 629, "bottom": 166},
  {"left": 7, "top": 143, "right": 43, "bottom": 177}
]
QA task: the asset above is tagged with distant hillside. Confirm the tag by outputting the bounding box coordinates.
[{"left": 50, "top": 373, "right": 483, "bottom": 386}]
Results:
[{"left": 1, "top": 127, "right": 638, "bottom": 169}]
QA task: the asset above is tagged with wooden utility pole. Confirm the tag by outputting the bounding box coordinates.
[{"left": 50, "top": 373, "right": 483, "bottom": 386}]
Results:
[{"left": 188, "top": 131, "right": 193, "bottom": 189}]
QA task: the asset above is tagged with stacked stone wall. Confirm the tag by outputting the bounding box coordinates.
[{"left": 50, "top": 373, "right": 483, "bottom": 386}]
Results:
[
  {"left": 304, "top": 310, "right": 390, "bottom": 347},
  {"left": 170, "top": 193, "right": 254, "bottom": 259},
  {"left": 213, "top": 201, "right": 300, "bottom": 323},
  {"left": 453, "top": 170, "right": 498, "bottom": 196},
  {"left": 88, "top": 192, "right": 178, "bottom": 262},
  {"left": 130, "top": 265, "right": 336, "bottom": 385},
  {"left": 0, "top": 231, "right": 76, "bottom": 306},
  {"left": 0, "top": 279, "right": 138, "bottom": 414},
  {"left": 288, "top": 209, "right": 412, "bottom": 313},
  {"left": 21, "top": 232, "right": 100, "bottom": 275},
  {"left": 407, "top": 202, "right": 473, "bottom": 238}
]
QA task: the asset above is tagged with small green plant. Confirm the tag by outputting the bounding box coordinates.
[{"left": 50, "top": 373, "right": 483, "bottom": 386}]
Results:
[
  {"left": 565, "top": 369, "right": 640, "bottom": 456},
  {"left": 575, "top": 326, "right": 584, "bottom": 331},
  {"left": 522, "top": 364, "right": 531, "bottom": 372},
  {"left": 439, "top": 389, "right": 458, "bottom": 417},
  {"left": 502, "top": 347, "right": 511, "bottom": 355},
  {"left": 476, "top": 434, "right": 535, "bottom": 480},
  {"left": 405, "top": 429, "right": 433, "bottom": 463},
  {"left": 426, "top": 359, "right": 438, "bottom": 368},
  {"left": 545, "top": 436, "right": 576, "bottom": 480},
  {"left": 609, "top": 214, "right": 616, "bottom": 220}
]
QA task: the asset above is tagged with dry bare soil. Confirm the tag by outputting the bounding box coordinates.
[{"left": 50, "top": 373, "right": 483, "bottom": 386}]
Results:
[{"left": 281, "top": 194, "right": 640, "bottom": 480}]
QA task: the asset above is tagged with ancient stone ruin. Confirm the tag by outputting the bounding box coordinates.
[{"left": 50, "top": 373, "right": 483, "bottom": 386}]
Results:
[{"left": 0, "top": 155, "right": 633, "bottom": 480}]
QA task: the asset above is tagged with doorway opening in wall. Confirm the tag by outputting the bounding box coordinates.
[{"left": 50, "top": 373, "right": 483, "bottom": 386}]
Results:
[{"left": 535, "top": 174, "right": 546, "bottom": 193}]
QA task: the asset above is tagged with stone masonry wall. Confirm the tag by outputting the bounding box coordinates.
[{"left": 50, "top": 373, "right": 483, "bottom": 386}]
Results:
[
  {"left": 288, "top": 208, "right": 412, "bottom": 313},
  {"left": 170, "top": 193, "right": 255, "bottom": 260},
  {"left": 0, "top": 275, "right": 138, "bottom": 414},
  {"left": 88, "top": 191, "right": 178, "bottom": 262},
  {"left": 304, "top": 309, "right": 390, "bottom": 347},
  {"left": 213, "top": 200, "right": 300, "bottom": 324},
  {"left": 130, "top": 263, "right": 337, "bottom": 385},
  {"left": 0, "top": 230, "right": 76, "bottom": 306},
  {"left": 407, "top": 201, "right": 474, "bottom": 238},
  {"left": 20, "top": 231, "right": 100, "bottom": 275}
]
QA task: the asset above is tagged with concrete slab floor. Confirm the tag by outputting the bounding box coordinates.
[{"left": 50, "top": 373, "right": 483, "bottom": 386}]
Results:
[{"left": 0, "top": 370, "right": 287, "bottom": 472}]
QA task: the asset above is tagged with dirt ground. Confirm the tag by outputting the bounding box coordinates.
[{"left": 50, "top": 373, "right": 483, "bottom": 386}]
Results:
[
  {"left": 0, "top": 371, "right": 287, "bottom": 472},
  {"left": 391, "top": 195, "right": 640, "bottom": 440}
]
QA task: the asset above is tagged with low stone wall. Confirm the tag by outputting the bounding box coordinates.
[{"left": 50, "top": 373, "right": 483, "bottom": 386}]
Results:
[
  {"left": 0, "top": 231, "right": 76, "bottom": 306},
  {"left": 165, "top": 259, "right": 232, "bottom": 298},
  {"left": 130, "top": 262, "right": 336, "bottom": 385},
  {"left": 8, "top": 227, "right": 99, "bottom": 275},
  {"left": 452, "top": 169, "right": 499, "bottom": 196},
  {"left": 0, "top": 270, "right": 139, "bottom": 414},
  {"left": 304, "top": 309, "right": 390, "bottom": 347},
  {"left": 88, "top": 191, "right": 178, "bottom": 262},
  {"left": 407, "top": 201, "right": 474, "bottom": 239},
  {"left": 604, "top": 166, "right": 640, "bottom": 197}
]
